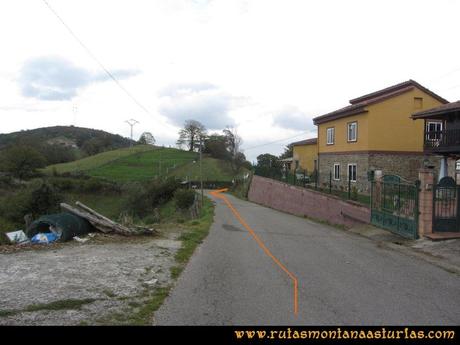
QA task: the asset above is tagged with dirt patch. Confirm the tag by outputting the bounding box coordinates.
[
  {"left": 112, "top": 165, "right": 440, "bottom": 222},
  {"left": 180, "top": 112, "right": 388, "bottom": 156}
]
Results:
[{"left": 0, "top": 231, "right": 181, "bottom": 325}]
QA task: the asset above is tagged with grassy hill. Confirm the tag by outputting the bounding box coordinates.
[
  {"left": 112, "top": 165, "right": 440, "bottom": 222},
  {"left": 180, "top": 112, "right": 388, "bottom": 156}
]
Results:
[
  {"left": 43, "top": 145, "right": 156, "bottom": 175},
  {"left": 0, "top": 126, "right": 134, "bottom": 165},
  {"left": 0, "top": 125, "right": 133, "bottom": 149},
  {"left": 44, "top": 145, "right": 243, "bottom": 183},
  {"left": 169, "top": 157, "right": 237, "bottom": 182},
  {"left": 88, "top": 147, "right": 198, "bottom": 182}
]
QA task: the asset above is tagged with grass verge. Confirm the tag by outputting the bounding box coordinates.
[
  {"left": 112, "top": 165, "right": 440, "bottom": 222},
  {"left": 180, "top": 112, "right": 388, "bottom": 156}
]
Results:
[{"left": 0, "top": 298, "right": 97, "bottom": 318}]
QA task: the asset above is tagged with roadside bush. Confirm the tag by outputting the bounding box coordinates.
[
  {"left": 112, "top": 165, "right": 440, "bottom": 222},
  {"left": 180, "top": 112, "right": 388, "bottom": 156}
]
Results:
[
  {"left": 0, "top": 181, "right": 63, "bottom": 224},
  {"left": 48, "top": 176, "right": 120, "bottom": 194},
  {"left": 150, "top": 178, "right": 181, "bottom": 206},
  {"left": 122, "top": 182, "right": 153, "bottom": 218},
  {"left": 122, "top": 178, "right": 180, "bottom": 218},
  {"left": 174, "top": 189, "right": 196, "bottom": 210}
]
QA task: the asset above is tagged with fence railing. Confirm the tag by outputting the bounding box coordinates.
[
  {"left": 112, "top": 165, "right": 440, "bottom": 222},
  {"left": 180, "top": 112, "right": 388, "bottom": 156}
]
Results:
[
  {"left": 254, "top": 167, "right": 370, "bottom": 205},
  {"left": 424, "top": 128, "right": 460, "bottom": 150}
]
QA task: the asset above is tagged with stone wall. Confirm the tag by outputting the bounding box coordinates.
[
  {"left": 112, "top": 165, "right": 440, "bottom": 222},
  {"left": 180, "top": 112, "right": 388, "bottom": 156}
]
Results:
[
  {"left": 318, "top": 153, "right": 370, "bottom": 193},
  {"left": 319, "top": 152, "right": 444, "bottom": 194},
  {"left": 368, "top": 153, "right": 441, "bottom": 182},
  {"left": 248, "top": 175, "right": 371, "bottom": 228}
]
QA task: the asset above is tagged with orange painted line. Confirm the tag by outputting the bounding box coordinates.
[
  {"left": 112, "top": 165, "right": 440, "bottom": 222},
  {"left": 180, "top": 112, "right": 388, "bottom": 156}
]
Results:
[{"left": 209, "top": 189, "right": 299, "bottom": 316}]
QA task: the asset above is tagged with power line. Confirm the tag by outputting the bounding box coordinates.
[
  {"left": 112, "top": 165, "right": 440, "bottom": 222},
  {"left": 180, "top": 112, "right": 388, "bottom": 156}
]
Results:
[
  {"left": 41, "top": 0, "right": 151, "bottom": 115},
  {"left": 243, "top": 131, "right": 310, "bottom": 151}
]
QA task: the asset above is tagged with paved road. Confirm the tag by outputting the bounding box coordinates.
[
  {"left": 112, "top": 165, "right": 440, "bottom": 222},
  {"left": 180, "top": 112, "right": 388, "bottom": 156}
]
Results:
[{"left": 155, "top": 193, "right": 460, "bottom": 325}]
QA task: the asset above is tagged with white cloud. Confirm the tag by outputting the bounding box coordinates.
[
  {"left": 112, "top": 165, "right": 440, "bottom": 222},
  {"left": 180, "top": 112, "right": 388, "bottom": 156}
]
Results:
[
  {"left": 158, "top": 82, "right": 235, "bottom": 129},
  {"left": 18, "top": 56, "right": 139, "bottom": 101},
  {"left": 272, "top": 106, "right": 314, "bottom": 131}
]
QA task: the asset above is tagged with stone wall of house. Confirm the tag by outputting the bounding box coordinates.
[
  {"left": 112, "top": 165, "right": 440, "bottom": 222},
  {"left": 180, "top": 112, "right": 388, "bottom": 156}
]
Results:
[
  {"left": 368, "top": 153, "right": 441, "bottom": 182},
  {"left": 248, "top": 175, "right": 371, "bottom": 228},
  {"left": 318, "top": 153, "right": 370, "bottom": 193}
]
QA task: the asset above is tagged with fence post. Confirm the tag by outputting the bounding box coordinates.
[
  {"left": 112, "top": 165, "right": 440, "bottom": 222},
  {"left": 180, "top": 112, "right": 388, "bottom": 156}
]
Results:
[
  {"left": 329, "top": 170, "right": 332, "bottom": 194},
  {"left": 348, "top": 175, "right": 351, "bottom": 199},
  {"left": 315, "top": 169, "right": 318, "bottom": 190}
]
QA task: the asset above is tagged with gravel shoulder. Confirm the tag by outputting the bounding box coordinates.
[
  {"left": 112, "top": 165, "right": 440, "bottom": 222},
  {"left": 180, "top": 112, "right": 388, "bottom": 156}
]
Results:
[{"left": 0, "top": 231, "right": 181, "bottom": 325}]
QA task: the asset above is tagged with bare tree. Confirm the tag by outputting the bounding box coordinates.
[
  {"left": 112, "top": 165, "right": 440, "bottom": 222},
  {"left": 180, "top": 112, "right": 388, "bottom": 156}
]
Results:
[
  {"left": 223, "top": 126, "right": 245, "bottom": 172},
  {"left": 177, "top": 120, "right": 207, "bottom": 151}
]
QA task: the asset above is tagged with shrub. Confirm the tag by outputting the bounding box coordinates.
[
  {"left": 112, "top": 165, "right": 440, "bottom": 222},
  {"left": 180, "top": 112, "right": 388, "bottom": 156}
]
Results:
[
  {"left": 1, "top": 145, "right": 47, "bottom": 179},
  {"left": 0, "top": 181, "right": 63, "bottom": 224},
  {"left": 351, "top": 186, "right": 358, "bottom": 201},
  {"left": 122, "top": 178, "right": 180, "bottom": 218},
  {"left": 174, "top": 189, "right": 196, "bottom": 210}
]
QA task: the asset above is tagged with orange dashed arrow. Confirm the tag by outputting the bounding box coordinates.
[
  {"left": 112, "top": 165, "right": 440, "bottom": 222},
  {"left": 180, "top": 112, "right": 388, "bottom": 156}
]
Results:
[{"left": 209, "top": 189, "right": 299, "bottom": 316}]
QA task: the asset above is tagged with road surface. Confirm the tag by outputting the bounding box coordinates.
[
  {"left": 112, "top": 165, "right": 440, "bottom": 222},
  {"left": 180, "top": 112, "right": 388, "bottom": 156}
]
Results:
[{"left": 155, "top": 192, "right": 460, "bottom": 325}]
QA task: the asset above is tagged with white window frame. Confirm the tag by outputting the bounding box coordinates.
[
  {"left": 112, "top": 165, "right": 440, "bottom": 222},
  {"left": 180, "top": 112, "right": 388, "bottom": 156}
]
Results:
[
  {"left": 326, "top": 127, "right": 335, "bottom": 145},
  {"left": 347, "top": 163, "right": 357, "bottom": 182},
  {"left": 333, "top": 163, "right": 340, "bottom": 180},
  {"left": 347, "top": 121, "right": 357, "bottom": 142},
  {"left": 426, "top": 121, "right": 443, "bottom": 141}
]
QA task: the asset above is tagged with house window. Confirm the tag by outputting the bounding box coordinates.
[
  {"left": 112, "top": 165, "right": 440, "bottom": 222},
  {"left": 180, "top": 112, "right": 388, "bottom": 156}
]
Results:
[
  {"left": 326, "top": 127, "right": 335, "bottom": 145},
  {"left": 333, "top": 163, "right": 340, "bottom": 180},
  {"left": 348, "top": 163, "right": 357, "bottom": 182},
  {"left": 426, "top": 121, "right": 442, "bottom": 141},
  {"left": 456, "top": 160, "right": 460, "bottom": 171},
  {"left": 347, "top": 122, "right": 357, "bottom": 142},
  {"left": 414, "top": 97, "right": 423, "bottom": 109}
]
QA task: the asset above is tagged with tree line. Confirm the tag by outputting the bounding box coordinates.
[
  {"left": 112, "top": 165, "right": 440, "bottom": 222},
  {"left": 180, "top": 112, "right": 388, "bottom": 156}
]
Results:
[{"left": 176, "top": 120, "right": 251, "bottom": 173}]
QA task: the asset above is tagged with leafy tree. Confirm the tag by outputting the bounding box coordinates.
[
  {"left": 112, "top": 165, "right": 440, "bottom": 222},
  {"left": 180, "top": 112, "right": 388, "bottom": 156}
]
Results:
[
  {"left": 1, "top": 145, "right": 46, "bottom": 179},
  {"left": 38, "top": 144, "right": 76, "bottom": 165},
  {"left": 203, "top": 135, "right": 230, "bottom": 160},
  {"left": 177, "top": 120, "right": 207, "bottom": 152},
  {"left": 255, "top": 153, "right": 282, "bottom": 179},
  {"left": 279, "top": 144, "right": 293, "bottom": 159},
  {"left": 138, "top": 132, "right": 156, "bottom": 145}
]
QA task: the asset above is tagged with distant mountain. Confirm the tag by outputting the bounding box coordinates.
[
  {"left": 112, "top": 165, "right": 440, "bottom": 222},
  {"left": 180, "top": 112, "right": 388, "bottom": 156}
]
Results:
[{"left": 0, "top": 126, "right": 135, "bottom": 165}]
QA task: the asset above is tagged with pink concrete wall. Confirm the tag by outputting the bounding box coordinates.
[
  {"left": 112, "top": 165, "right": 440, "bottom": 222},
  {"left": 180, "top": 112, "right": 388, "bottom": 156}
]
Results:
[{"left": 248, "top": 176, "right": 371, "bottom": 228}]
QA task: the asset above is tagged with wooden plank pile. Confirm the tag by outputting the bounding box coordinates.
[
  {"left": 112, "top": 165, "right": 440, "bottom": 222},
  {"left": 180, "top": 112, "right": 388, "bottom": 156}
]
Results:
[{"left": 60, "top": 201, "right": 156, "bottom": 236}]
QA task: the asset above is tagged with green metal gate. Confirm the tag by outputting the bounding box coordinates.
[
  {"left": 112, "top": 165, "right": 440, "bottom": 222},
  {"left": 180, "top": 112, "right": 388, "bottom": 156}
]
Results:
[
  {"left": 433, "top": 176, "right": 460, "bottom": 232},
  {"left": 370, "top": 175, "right": 420, "bottom": 239}
]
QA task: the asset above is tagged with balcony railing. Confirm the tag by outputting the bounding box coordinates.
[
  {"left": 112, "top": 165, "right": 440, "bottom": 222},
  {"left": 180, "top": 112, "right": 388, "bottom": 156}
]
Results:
[{"left": 424, "top": 129, "right": 460, "bottom": 152}]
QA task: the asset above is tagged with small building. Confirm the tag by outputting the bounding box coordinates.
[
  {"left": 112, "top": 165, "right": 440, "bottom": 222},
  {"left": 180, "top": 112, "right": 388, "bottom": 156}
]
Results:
[
  {"left": 312, "top": 80, "right": 448, "bottom": 193},
  {"left": 290, "top": 138, "right": 317, "bottom": 173}
]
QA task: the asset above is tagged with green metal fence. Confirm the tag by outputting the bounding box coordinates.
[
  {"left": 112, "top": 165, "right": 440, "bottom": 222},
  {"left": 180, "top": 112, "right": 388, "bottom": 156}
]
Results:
[{"left": 254, "top": 166, "right": 370, "bottom": 205}]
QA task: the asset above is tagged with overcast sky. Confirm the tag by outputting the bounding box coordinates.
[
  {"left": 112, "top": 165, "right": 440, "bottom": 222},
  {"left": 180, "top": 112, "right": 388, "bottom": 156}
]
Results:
[{"left": 1, "top": 0, "right": 459, "bottom": 161}]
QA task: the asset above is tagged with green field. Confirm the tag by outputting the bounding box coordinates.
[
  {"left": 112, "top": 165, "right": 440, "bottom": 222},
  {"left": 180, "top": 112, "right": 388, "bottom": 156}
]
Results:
[
  {"left": 43, "top": 145, "right": 155, "bottom": 175},
  {"left": 169, "top": 157, "right": 237, "bottom": 182},
  {"left": 88, "top": 148, "right": 198, "bottom": 182},
  {"left": 43, "top": 144, "right": 243, "bottom": 183}
]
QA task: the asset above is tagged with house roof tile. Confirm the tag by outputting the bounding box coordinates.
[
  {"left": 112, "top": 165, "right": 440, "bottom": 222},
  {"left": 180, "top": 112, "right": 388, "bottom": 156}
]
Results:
[{"left": 313, "top": 80, "right": 448, "bottom": 125}]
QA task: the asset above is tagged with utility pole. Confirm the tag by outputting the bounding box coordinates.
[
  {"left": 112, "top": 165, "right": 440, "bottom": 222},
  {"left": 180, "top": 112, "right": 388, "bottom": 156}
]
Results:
[
  {"left": 199, "top": 136, "right": 204, "bottom": 207},
  {"left": 125, "top": 119, "right": 139, "bottom": 146},
  {"left": 72, "top": 104, "right": 78, "bottom": 126}
]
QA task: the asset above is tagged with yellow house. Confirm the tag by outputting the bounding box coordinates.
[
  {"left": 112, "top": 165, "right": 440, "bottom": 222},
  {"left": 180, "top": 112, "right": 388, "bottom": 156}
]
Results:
[
  {"left": 291, "top": 138, "right": 317, "bottom": 173},
  {"left": 312, "top": 80, "right": 448, "bottom": 192}
]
